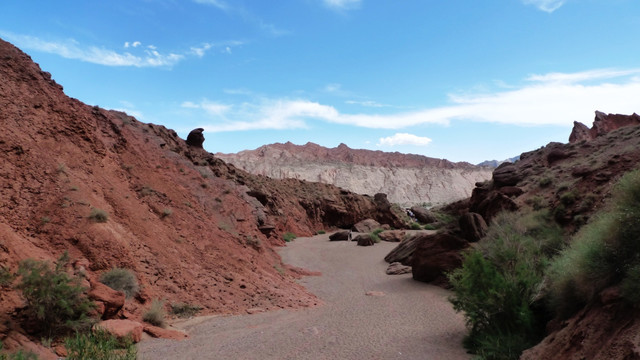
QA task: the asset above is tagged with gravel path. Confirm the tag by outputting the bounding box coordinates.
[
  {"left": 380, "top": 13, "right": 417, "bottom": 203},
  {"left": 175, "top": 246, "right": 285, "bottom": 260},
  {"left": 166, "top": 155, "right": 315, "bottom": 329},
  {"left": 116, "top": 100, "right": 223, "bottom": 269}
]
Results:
[{"left": 138, "top": 234, "right": 470, "bottom": 359}]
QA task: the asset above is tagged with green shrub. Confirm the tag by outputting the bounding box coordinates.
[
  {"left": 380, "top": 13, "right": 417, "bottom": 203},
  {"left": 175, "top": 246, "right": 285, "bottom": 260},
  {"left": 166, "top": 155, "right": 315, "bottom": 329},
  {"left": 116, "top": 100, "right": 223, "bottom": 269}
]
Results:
[
  {"left": 423, "top": 224, "right": 436, "bottom": 230},
  {"left": 89, "top": 208, "right": 108, "bottom": 223},
  {"left": 448, "top": 211, "right": 562, "bottom": 359},
  {"left": 548, "top": 169, "right": 640, "bottom": 314},
  {"left": 410, "top": 222, "right": 421, "bottom": 230},
  {"left": 316, "top": 230, "right": 326, "bottom": 235},
  {"left": 65, "top": 328, "right": 136, "bottom": 360},
  {"left": 16, "top": 252, "right": 95, "bottom": 336},
  {"left": 143, "top": 299, "right": 166, "bottom": 328},
  {"left": 370, "top": 228, "right": 384, "bottom": 243},
  {"left": 0, "top": 266, "right": 15, "bottom": 287},
  {"left": 99, "top": 268, "right": 139, "bottom": 299},
  {"left": 170, "top": 302, "right": 203, "bottom": 318},
  {"left": 283, "top": 232, "right": 296, "bottom": 242},
  {"left": 538, "top": 177, "right": 552, "bottom": 188},
  {"left": 559, "top": 191, "right": 578, "bottom": 206}
]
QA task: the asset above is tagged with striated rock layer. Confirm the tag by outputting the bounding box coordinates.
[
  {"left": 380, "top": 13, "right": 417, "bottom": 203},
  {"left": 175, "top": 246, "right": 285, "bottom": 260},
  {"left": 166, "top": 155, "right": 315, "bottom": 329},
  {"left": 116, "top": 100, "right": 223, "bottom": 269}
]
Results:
[{"left": 216, "top": 142, "right": 492, "bottom": 206}]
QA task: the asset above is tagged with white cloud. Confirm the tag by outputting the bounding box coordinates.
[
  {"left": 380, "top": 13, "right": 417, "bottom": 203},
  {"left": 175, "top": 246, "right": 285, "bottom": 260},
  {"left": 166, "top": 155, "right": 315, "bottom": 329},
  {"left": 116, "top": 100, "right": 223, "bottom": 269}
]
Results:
[
  {"left": 1, "top": 32, "right": 183, "bottom": 67},
  {"left": 323, "top": 0, "right": 362, "bottom": 10},
  {"left": 181, "top": 100, "right": 230, "bottom": 117},
  {"left": 184, "top": 68, "right": 640, "bottom": 133},
  {"left": 377, "top": 133, "right": 432, "bottom": 147},
  {"left": 522, "top": 0, "right": 566, "bottom": 13}
]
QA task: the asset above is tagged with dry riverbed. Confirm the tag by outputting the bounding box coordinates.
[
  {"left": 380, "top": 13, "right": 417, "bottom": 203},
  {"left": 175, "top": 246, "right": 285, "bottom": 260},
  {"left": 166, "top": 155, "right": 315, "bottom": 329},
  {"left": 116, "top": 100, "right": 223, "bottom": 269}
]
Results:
[{"left": 138, "top": 233, "right": 470, "bottom": 359}]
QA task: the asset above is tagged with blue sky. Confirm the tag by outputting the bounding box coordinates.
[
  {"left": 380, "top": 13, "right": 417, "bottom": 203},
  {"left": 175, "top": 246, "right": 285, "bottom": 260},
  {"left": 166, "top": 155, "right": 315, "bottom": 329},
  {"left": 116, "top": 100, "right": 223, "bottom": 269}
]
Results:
[{"left": 2, "top": 0, "right": 639, "bottom": 163}]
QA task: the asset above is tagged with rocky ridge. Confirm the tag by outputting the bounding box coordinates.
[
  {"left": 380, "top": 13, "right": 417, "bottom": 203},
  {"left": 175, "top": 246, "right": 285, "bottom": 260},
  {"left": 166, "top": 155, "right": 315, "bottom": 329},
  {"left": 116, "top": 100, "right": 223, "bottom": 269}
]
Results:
[
  {"left": 0, "top": 38, "right": 407, "bottom": 356},
  {"left": 216, "top": 142, "right": 492, "bottom": 206}
]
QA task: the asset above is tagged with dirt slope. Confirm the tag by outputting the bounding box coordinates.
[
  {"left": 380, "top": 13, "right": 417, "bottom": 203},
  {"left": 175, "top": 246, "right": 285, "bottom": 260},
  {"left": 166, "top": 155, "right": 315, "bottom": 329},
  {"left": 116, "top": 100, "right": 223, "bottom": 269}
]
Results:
[{"left": 0, "top": 38, "right": 406, "bottom": 354}]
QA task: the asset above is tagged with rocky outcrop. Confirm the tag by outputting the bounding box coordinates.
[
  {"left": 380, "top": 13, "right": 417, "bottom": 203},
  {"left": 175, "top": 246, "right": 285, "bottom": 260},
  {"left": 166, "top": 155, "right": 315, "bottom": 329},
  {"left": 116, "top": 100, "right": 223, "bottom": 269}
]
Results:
[
  {"left": 384, "top": 231, "right": 436, "bottom": 265},
  {"left": 569, "top": 111, "right": 640, "bottom": 143},
  {"left": 88, "top": 280, "right": 126, "bottom": 319},
  {"left": 185, "top": 128, "right": 205, "bottom": 148},
  {"left": 411, "top": 233, "right": 469, "bottom": 286},
  {"left": 216, "top": 142, "right": 492, "bottom": 206}
]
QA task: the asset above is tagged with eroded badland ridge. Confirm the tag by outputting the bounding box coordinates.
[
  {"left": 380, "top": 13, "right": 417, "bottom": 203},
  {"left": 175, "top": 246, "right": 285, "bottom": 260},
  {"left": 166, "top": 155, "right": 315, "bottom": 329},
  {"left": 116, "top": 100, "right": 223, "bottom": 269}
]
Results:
[
  {"left": 0, "top": 39, "right": 407, "bottom": 356},
  {"left": 216, "top": 142, "right": 493, "bottom": 206}
]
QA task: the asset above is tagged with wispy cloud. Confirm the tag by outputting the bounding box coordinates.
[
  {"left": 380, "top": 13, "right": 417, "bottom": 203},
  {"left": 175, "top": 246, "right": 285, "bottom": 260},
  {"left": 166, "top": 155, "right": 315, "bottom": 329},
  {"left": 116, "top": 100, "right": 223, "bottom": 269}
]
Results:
[
  {"left": 1, "top": 31, "right": 241, "bottom": 67},
  {"left": 182, "top": 68, "right": 640, "bottom": 132},
  {"left": 1, "top": 32, "right": 183, "bottom": 67},
  {"left": 193, "top": 0, "right": 228, "bottom": 11},
  {"left": 522, "top": 0, "right": 566, "bottom": 13},
  {"left": 323, "top": 0, "right": 362, "bottom": 11},
  {"left": 345, "top": 100, "right": 389, "bottom": 108},
  {"left": 377, "top": 133, "right": 432, "bottom": 147}
]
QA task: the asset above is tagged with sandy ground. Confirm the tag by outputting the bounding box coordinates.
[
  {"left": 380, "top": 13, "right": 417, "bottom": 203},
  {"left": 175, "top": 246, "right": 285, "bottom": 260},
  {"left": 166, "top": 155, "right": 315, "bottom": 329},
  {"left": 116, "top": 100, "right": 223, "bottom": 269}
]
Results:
[{"left": 138, "top": 234, "right": 470, "bottom": 359}]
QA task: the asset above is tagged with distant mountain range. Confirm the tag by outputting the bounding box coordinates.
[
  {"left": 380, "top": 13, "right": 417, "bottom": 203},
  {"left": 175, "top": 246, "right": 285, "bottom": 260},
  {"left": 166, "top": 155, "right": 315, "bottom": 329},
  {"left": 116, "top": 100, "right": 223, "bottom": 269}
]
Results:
[
  {"left": 476, "top": 156, "right": 521, "bottom": 168},
  {"left": 216, "top": 142, "right": 493, "bottom": 206}
]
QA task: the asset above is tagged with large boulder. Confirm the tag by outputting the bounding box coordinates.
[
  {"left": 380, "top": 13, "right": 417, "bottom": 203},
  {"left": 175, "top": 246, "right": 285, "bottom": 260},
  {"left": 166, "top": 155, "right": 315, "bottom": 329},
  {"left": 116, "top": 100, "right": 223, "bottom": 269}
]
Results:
[
  {"left": 410, "top": 206, "right": 437, "bottom": 224},
  {"left": 469, "top": 189, "right": 518, "bottom": 223},
  {"left": 354, "top": 234, "right": 375, "bottom": 246},
  {"left": 88, "top": 280, "right": 125, "bottom": 319},
  {"left": 384, "top": 233, "right": 425, "bottom": 265},
  {"left": 352, "top": 219, "right": 381, "bottom": 233},
  {"left": 329, "top": 230, "right": 351, "bottom": 241},
  {"left": 459, "top": 212, "right": 488, "bottom": 242},
  {"left": 411, "top": 233, "right": 469, "bottom": 286},
  {"left": 96, "top": 319, "right": 143, "bottom": 343},
  {"left": 386, "top": 262, "right": 412, "bottom": 275},
  {"left": 378, "top": 230, "right": 406, "bottom": 242}
]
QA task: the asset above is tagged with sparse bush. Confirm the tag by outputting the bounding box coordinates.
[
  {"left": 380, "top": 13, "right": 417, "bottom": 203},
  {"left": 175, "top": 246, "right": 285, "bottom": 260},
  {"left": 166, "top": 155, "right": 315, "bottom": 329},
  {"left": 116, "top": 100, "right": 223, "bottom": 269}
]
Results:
[
  {"left": 283, "top": 232, "right": 296, "bottom": 242},
  {"left": 449, "top": 211, "right": 562, "bottom": 359},
  {"left": 16, "top": 252, "right": 95, "bottom": 336},
  {"left": 65, "top": 328, "right": 136, "bottom": 360},
  {"left": 170, "top": 302, "right": 203, "bottom": 318},
  {"left": 559, "top": 191, "right": 578, "bottom": 206},
  {"left": 527, "top": 195, "right": 546, "bottom": 211},
  {"left": 538, "top": 177, "right": 552, "bottom": 188},
  {"left": 0, "top": 266, "right": 15, "bottom": 287},
  {"left": 100, "top": 268, "right": 139, "bottom": 299},
  {"left": 370, "top": 228, "right": 384, "bottom": 243},
  {"left": 89, "top": 208, "right": 108, "bottom": 223},
  {"left": 143, "top": 299, "right": 166, "bottom": 328},
  {"left": 316, "top": 230, "right": 326, "bottom": 235},
  {"left": 161, "top": 208, "right": 173, "bottom": 218},
  {"left": 548, "top": 169, "right": 640, "bottom": 314},
  {"left": 410, "top": 222, "right": 421, "bottom": 230},
  {"left": 245, "top": 236, "right": 261, "bottom": 249},
  {"left": 40, "top": 216, "right": 50, "bottom": 225},
  {"left": 423, "top": 224, "right": 436, "bottom": 230}
]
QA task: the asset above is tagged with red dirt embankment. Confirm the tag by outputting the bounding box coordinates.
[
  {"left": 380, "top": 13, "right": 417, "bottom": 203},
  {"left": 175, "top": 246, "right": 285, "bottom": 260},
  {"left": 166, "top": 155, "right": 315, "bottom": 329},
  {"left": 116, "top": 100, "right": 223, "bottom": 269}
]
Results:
[{"left": 0, "top": 38, "right": 405, "bottom": 356}]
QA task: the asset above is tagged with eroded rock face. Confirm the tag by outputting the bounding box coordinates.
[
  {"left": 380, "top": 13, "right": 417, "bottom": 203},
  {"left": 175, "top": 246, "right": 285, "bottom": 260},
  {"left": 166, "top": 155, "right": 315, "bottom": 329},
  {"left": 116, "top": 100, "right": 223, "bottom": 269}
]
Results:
[{"left": 569, "top": 111, "right": 640, "bottom": 143}]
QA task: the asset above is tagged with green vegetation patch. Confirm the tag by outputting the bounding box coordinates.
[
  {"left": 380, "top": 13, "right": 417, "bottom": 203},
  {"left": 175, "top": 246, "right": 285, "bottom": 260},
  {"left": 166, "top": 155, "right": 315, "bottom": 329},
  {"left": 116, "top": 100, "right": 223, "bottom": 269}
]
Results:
[
  {"left": 65, "top": 328, "right": 136, "bottom": 360},
  {"left": 100, "top": 268, "right": 139, "bottom": 299}
]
